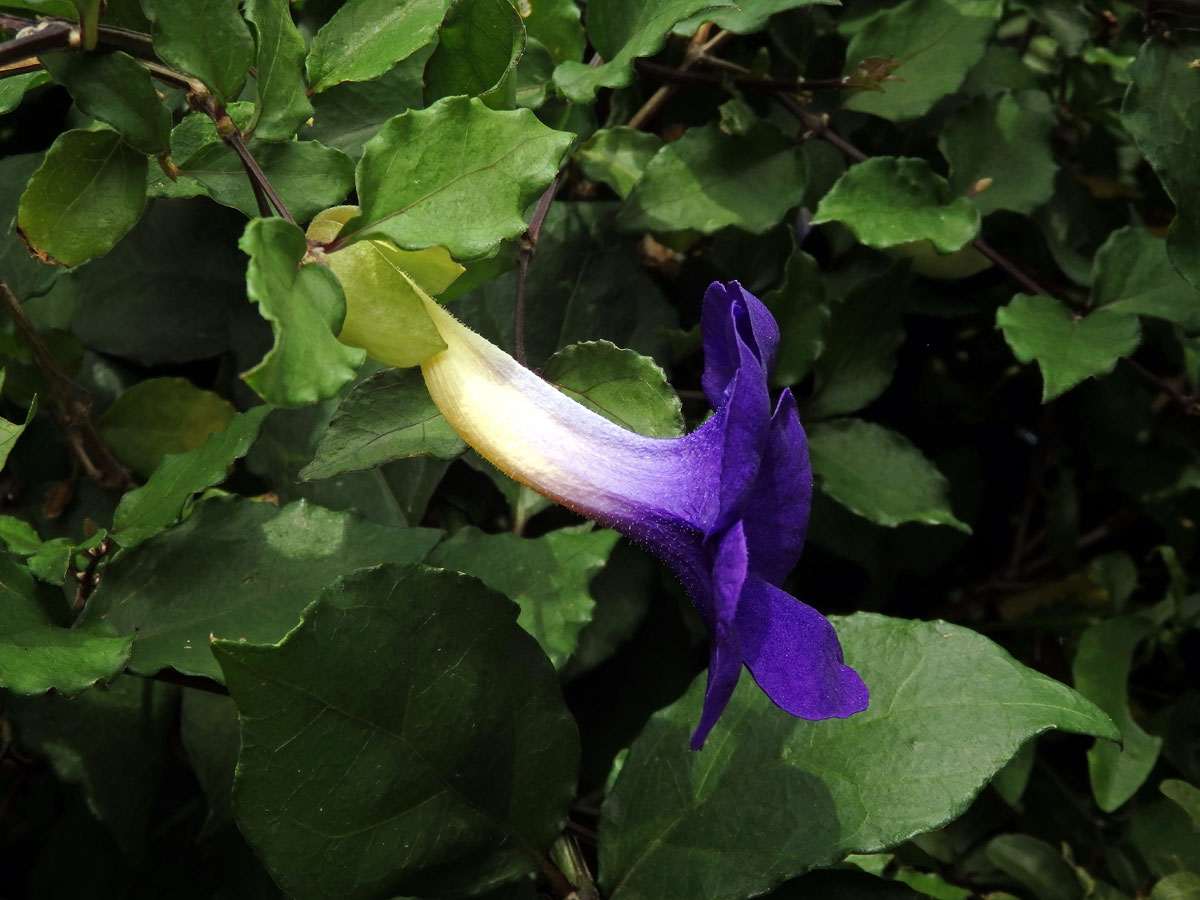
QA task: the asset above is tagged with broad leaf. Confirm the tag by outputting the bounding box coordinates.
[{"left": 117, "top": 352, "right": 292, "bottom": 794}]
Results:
[
  {"left": 40, "top": 51, "right": 171, "bottom": 155},
  {"left": 239, "top": 218, "right": 365, "bottom": 407},
  {"left": 763, "top": 249, "right": 830, "bottom": 387},
  {"left": 598, "top": 613, "right": 1117, "bottom": 900},
  {"left": 996, "top": 294, "right": 1141, "bottom": 401},
  {"left": 517, "top": 0, "right": 584, "bottom": 63},
  {"left": 543, "top": 341, "right": 684, "bottom": 438},
  {"left": 214, "top": 564, "right": 579, "bottom": 898},
  {"left": 1092, "top": 227, "right": 1200, "bottom": 332},
  {"left": 17, "top": 128, "right": 147, "bottom": 267},
  {"left": 84, "top": 497, "right": 442, "bottom": 682},
  {"left": 244, "top": 0, "right": 314, "bottom": 141},
  {"left": 0, "top": 71, "right": 50, "bottom": 116},
  {"left": 344, "top": 96, "right": 574, "bottom": 259},
  {"left": 300, "top": 367, "right": 465, "bottom": 482},
  {"left": 305, "top": 0, "right": 454, "bottom": 94},
  {"left": 577, "top": 127, "right": 663, "bottom": 199},
  {"left": 842, "top": 0, "right": 1002, "bottom": 121},
  {"left": 812, "top": 157, "right": 980, "bottom": 253},
  {"left": 425, "top": 0, "right": 526, "bottom": 105},
  {"left": 552, "top": 0, "right": 733, "bottom": 103},
  {"left": 1160, "top": 779, "right": 1200, "bottom": 830},
  {"left": 1122, "top": 31, "right": 1200, "bottom": 290},
  {"left": 111, "top": 406, "right": 270, "bottom": 548},
  {"left": 140, "top": 0, "right": 254, "bottom": 104},
  {"left": 808, "top": 418, "right": 969, "bottom": 531}
]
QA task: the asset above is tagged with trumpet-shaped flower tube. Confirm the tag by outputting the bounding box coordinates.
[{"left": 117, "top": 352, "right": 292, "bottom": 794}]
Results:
[{"left": 415, "top": 280, "right": 868, "bottom": 748}]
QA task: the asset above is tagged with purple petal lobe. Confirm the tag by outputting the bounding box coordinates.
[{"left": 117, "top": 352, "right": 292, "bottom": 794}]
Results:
[
  {"left": 710, "top": 521, "right": 748, "bottom": 628},
  {"left": 736, "top": 576, "right": 869, "bottom": 720},
  {"left": 691, "top": 625, "right": 743, "bottom": 750},
  {"left": 701, "top": 281, "right": 780, "bottom": 408}
]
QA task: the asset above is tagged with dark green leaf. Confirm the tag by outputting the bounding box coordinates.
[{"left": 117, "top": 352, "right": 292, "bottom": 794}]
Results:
[
  {"left": 996, "top": 293, "right": 1142, "bottom": 401},
  {"left": 425, "top": 0, "right": 526, "bottom": 105},
  {"left": 17, "top": 128, "right": 147, "bottom": 267},
  {"left": 85, "top": 497, "right": 442, "bottom": 681},
  {"left": 763, "top": 869, "right": 925, "bottom": 900},
  {"left": 598, "top": 613, "right": 1117, "bottom": 900},
  {"left": 763, "top": 249, "right": 830, "bottom": 387},
  {"left": 345, "top": 96, "right": 574, "bottom": 259},
  {"left": 239, "top": 218, "right": 365, "bottom": 407},
  {"left": 97, "top": 377, "right": 236, "bottom": 478},
  {"left": 1122, "top": 32, "right": 1200, "bottom": 289},
  {"left": 179, "top": 690, "right": 240, "bottom": 838},
  {"left": 618, "top": 122, "right": 806, "bottom": 235},
  {"left": 140, "top": 0, "right": 254, "bottom": 104},
  {"left": 40, "top": 51, "right": 170, "bottom": 155},
  {"left": 808, "top": 418, "right": 969, "bottom": 531},
  {"left": 305, "top": 0, "right": 454, "bottom": 94},
  {"left": 110, "top": 407, "right": 270, "bottom": 549},
  {"left": 0, "top": 153, "right": 61, "bottom": 302},
  {"left": 1074, "top": 617, "right": 1163, "bottom": 812},
  {"left": 1150, "top": 872, "right": 1200, "bottom": 900},
  {"left": 513, "top": 0, "right": 584, "bottom": 63},
  {"left": 812, "top": 157, "right": 980, "bottom": 253},
  {"left": 0, "top": 70, "right": 50, "bottom": 115},
  {"left": 0, "top": 514, "right": 41, "bottom": 556},
  {"left": 842, "top": 0, "right": 1002, "bottom": 121},
  {"left": 577, "top": 127, "right": 662, "bottom": 199},
  {"left": 0, "top": 382, "right": 35, "bottom": 470},
  {"left": 300, "top": 367, "right": 465, "bottom": 481},
  {"left": 244, "top": 0, "right": 314, "bottom": 142},
  {"left": 552, "top": 0, "right": 734, "bottom": 103},
  {"left": 939, "top": 90, "right": 1059, "bottom": 216},
  {"left": 428, "top": 524, "right": 620, "bottom": 667},
  {"left": 1092, "top": 227, "right": 1200, "bottom": 332},
  {"left": 214, "top": 564, "right": 579, "bottom": 899},
  {"left": 542, "top": 341, "right": 684, "bottom": 437},
  {"left": 0, "top": 553, "right": 132, "bottom": 695},
  {"left": 675, "top": 0, "right": 834, "bottom": 35},
  {"left": 986, "top": 835, "right": 1082, "bottom": 900},
  {"left": 1160, "top": 779, "right": 1200, "bottom": 830}
]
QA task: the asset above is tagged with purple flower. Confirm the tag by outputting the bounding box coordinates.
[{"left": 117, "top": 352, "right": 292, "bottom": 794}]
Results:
[{"left": 415, "top": 279, "right": 869, "bottom": 748}]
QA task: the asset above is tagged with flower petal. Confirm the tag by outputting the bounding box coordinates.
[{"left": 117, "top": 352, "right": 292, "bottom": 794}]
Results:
[
  {"left": 701, "top": 281, "right": 780, "bottom": 408},
  {"left": 690, "top": 624, "right": 743, "bottom": 751},
  {"left": 736, "top": 576, "right": 869, "bottom": 720}
]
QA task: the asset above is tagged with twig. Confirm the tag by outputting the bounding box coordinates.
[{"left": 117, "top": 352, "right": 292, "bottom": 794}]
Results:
[
  {"left": 69, "top": 536, "right": 111, "bottom": 617},
  {"left": 973, "top": 239, "right": 1054, "bottom": 297},
  {"left": 1121, "top": 357, "right": 1200, "bottom": 415},
  {"left": 514, "top": 173, "right": 561, "bottom": 367},
  {"left": 532, "top": 849, "right": 576, "bottom": 900},
  {"left": 135, "top": 668, "right": 231, "bottom": 696},
  {"left": 0, "top": 280, "right": 134, "bottom": 490},
  {"left": 627, "top": 26, "right": 729, "bottom": 130},
  {"left": 0, "top": 19, "right": 76, "bottom": 68},
  {"left": 0, "top": 59, "right": 42, "bottom": 79}
]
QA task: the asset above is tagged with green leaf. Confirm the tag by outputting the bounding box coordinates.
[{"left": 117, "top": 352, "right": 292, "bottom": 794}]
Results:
[
  {"left": 1073, "top": 617, "right": 1164, "bottom": 812},
  {"left": 577, "top": 127, "right": 662, "bottom": 199},
  {"left": 939, "top": 90, "right": 1059, "bottom": 216},
  {"left": 85, "top": 497, "right": 442, "bottom": 682},
  {"left": 986, "top": 835, "right": 1082, "bottom": 900},
  {"left": 511, "top": 0, "right": 583, "bottom": 64},
  {"left": 0, "top": 554, "right": 132, "bottom": 696},
  {"left": 552, "top": 0, "right": 733, "bottom": 103},
  {"left": 111, "top": 407, "right": 270, "bottom": 549},
  {"left": 179, "top": 691, "right": 240, "bottom": 838},
  {"left": 244, "top": 0, "right": 314, "bottom": 142},
  {"left": 17, "top": 128, "right": 147, "bottom": 267},
  {"left": 842, "top": 0, "right": 1002, "bottom": 121},
  {"left": 996, "top": 294, "right": 1142, "bottom": 401},
  {"left": 542, "top": 341, "right": 684, "bottom": 438},
  {"left": 763, "top": 250, "right": 830, "bottom": 387},
  {"left": 0, "top": 71, "right": 51, "bottom": 115},
  {"left": 0, "top": 515, "right": 41, "bottom": 556},
  {"left": 0, "top": 153, "right": 61, "bottom": 302},
  {"left": 808, "top": 418, "right": 969, "bottom": 531},
  {"left": 97, "top": 377, "right": 236, "bottom": 478},
  {"left": 425, "top": 0, "right": 526, "bottom": 105},
  {"left": 39, "top": 51, "right": 170, "bottom": 155},
  {"left": 214, "top": 564, "right": 579, "bottom": 899},
  {"left": 1122, "top": 31, "right": 1200, "bottom": 290},
  {"left": 674, "top": 0, "right": 834, "bottom": 35},
  {"left": 300, "top": 367, "right": 465, "bottom": 481},
  {"left": 0, "top": 386, "right": 35, "bottom": 471},
  {"left": 1092, "top": 227, "right": 1200, "bottom": 332},
  {"left": 812, "top": 157, "right": 980, "bottom": 253},
  {"left": 429, "top": 524, "right": 618, "bottom": 667},
  {"left": 140, "top": 0, "right": 254, "bottom": 104},
  {"left": 598, "top": 613, "right": 1117, "bottom": 900},
  {"left": 1151, "top": 872, "right": 1200, "bottom": 900},
  {"left": 305, "top": 0, "right": 454, "bottom": 94},
  {"left": 345, "top": 96, "right": 574, "bottom": 259},
  {"left": 239, "top": 218, "right": 365, "bottom": 407},
  {"left": 618, "top": 122, "right": 806, "bottom": 235},
  {"left": 804, "top": 268, "right": 905, "bottom": 417},
  {"left": 1160, "top": 779, "right": 1200, "bottom": 830}
]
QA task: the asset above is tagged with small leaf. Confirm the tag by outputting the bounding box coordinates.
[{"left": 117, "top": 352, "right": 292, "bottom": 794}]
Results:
[
  {"left": 808, "top": 418, "right": 969, "bottom": 531},
  {"left": 618, "top": 122, "right": 806, "bottom": 235},
  {"left": 986, "top": 835, "right": 1082, "bottom": 900},
  {"left": 425, "top": 0, "right": 526, "bottom": 105},
  {"left": 1160, "top": 779, "right": 1200, "bottom": 829},
  {"left": 300, "top": 367, "right": 465, "bottom": 482},
  {"left": 214, "top": 564, "right": 579, "bottom": 899},
  {"left": 841, "top": 0, "right": 1002, "bottom": 121},
  {"left": 996, "top": 293, "right": 1142, "bottom": 401},
  {"left": 552, "top": 0, "right": 734, "bottom": 103},
  {"left": 0, "top": 71, "right": 51, "bottom": 116},
  {"left": 40, "top": 50, "right": 171, "bottom": 155},
  {"left": 17, "top": 128, "right": 147, "bottom": 267},
  {"left": 85, "top": 498, "right": 442, "bottom": 682},
  {"left": 0, "top": 515, "right": 41, "bottom": 556},
  {"left": 812, "top": 157, "right": 980, "bottom": 253},
  {"left": 428, "top": 524, "right": 620, "bottom": 667},
  {"left": 244, "top": 0, "right": 314, "bottom": 141},
  {"left": 1092, "top": 227, "right": 1200, "bottom": 331},
  {"left": 543, "top": 341, "right": 684, "bottom": 438},
  {"left": 577, "top": 127, "right": 663, "bottom": 199},
  {"left": 305, "top": 0, "right": 454, "bottom": 94},
  {"left": 111, "top": 407, "right": 270, "bottom": 548},
  {"left": 239, "top": 218, "right": 365, "bottom": 407},
  {"left": 598, "top": 613, "right": 1117, "bottom": 900},
  {"left": 97, "top": 377, "right": 236, "bottom": 478},
  {"left": 0, "top": 386, "right": 35, "bottom": 470},
  {"left": 763, "top": 250, "right": 830, "bottom": 387},
  {"left": 140, "top": 0, "right": 254, "bottom": 104},
  {"left": 345, "top": 96, "right": 574, "bottom": 259}
]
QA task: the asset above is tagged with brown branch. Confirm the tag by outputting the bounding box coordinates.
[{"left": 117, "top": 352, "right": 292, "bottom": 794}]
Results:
[
  {"left": 627, "top": 26, "right": 729, "bottom": 130},
  {"left": 0, "top": 19, "right": 76, "bottom": 69},
  {"left": 514, "top": 173, "right": 562, "bottom": 367},
  {"left": 69, "top": 536, "right": 111, "bottom": 617},
  {"left": 1121, "top": 357, "right": 1200, "bottom": 415},
  {"left": 0, "top": 59, "right": 42, "bottom": 79},
  {"left": 135, "top": 668, "right": 231, "bottom": 696}
]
